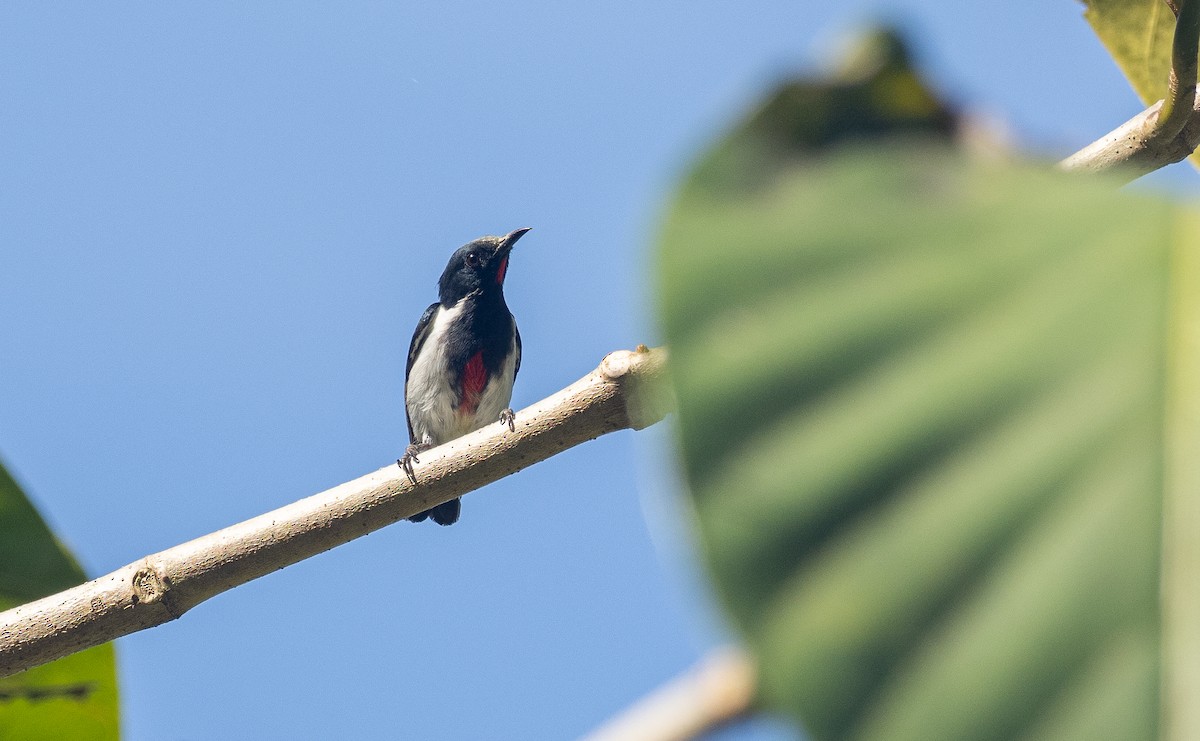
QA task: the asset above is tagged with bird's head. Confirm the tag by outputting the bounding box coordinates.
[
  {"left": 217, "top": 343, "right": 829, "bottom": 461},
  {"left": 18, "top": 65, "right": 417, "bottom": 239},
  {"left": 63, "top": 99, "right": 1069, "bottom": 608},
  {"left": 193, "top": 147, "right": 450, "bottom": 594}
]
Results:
[{"left": 438, "top": 227, "right": 530, "bottom": 305}]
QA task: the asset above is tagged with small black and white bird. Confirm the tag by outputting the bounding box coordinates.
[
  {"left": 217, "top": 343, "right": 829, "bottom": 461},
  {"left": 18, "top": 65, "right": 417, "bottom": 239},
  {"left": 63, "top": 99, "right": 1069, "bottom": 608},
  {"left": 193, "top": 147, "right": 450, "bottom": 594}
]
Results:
[{"left": 399, "top": 228, "right": 529, "bottom": 525}]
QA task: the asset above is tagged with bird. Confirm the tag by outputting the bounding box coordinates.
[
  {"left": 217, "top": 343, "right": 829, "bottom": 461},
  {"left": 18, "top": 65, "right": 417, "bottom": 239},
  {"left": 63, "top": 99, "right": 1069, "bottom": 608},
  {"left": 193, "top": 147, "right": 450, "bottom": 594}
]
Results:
[{"left": 398, "top": 227, "right": 529, "bottom": 525}]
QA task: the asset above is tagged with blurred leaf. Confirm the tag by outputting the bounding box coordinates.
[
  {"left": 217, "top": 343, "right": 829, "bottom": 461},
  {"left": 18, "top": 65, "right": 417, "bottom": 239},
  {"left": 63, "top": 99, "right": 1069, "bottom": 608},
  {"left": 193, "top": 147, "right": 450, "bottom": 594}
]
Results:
[
  {"left": 0, "top": 460, "right": 119, "bottom": 740},
  {"left": 658, "top": 27, "right": 1183, "bottom": 741},
  {"left": 688, "top": 27, "right": 957, "bottom": 193}
]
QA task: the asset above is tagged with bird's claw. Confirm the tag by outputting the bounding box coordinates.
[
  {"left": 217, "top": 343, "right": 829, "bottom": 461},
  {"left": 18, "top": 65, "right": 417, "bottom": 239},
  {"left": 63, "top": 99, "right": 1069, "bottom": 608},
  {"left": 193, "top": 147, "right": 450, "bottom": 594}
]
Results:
[
  {"left": 397, "top": 442, "right": 429, "bottom": 484},
  {"left": 499, "top": 408, "right": 516, "bottom": 432}
]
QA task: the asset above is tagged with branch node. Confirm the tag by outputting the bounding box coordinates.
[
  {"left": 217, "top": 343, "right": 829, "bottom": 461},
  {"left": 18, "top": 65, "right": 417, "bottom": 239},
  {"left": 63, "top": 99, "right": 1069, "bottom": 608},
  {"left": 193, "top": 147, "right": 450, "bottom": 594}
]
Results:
[
  {"left": 601, "top": 347, "right": 673, "bottom": 431},
  {"left": 599, "top": 349, "right": 639, "bottom": 381},
  {"left": 131, "top": 565, "right": 181, "bottom": 618}
]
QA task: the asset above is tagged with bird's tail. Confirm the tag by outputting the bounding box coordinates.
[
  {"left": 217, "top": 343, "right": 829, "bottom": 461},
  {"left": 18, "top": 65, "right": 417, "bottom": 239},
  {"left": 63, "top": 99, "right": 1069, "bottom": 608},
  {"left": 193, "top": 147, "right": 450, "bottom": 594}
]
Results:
[{"left": 407, "top": 498, "right": 461, "bottom": 526}]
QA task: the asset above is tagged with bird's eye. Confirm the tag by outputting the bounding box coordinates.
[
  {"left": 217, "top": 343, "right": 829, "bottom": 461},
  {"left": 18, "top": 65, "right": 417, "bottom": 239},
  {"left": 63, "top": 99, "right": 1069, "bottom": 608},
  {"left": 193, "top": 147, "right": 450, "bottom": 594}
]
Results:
[{"left": 464, "top": 252, "right": 480, "bottom": 268}]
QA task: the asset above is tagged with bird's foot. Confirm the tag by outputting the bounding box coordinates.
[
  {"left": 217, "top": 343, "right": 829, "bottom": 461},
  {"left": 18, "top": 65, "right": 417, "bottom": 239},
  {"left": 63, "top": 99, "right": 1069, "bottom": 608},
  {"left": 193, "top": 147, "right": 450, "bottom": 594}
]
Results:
[
  {"left": 397, "top": 442, "right": 431, "bottom": 484},
  {"left": 499, "top": 407, "right": 516, "bottom": 433}
]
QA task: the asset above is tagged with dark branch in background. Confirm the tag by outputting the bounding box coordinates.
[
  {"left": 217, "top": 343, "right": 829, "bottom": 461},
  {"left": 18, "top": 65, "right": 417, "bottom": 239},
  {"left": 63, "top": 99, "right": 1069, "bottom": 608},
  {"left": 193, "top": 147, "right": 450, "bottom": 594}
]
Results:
[
  {"left": 1060, "top": 0, "right": 1200, "bottom": 181},
  {"left": 0, "top": 682, "right": 95, "bottom": 702},
  {"left": 0, "top": 347, "right": 671, "bottom": 679}
]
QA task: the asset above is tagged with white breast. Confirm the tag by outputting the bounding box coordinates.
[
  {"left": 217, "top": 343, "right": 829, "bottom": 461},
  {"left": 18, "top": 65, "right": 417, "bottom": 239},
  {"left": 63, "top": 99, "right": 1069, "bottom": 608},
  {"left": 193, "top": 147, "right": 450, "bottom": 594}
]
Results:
[
  {"left": 405, "top": 299, "right": 517, "bottom": 446},
  {"left": 472, "top": 341, "right": 517, "bottom": 433}
]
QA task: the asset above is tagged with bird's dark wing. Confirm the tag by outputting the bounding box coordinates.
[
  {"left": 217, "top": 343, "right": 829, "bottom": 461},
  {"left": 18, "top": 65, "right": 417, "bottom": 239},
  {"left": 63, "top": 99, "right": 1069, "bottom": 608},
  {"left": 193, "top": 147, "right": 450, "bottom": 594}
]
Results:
[
  {"left": 406, "top": 303, "right": 440, "bottom": 379},
  {"left": 404, "top": 302, "right": 440, "bottom": 439},
  {"left": 513, "top": 321, "right": 522, "bottom": 380}
]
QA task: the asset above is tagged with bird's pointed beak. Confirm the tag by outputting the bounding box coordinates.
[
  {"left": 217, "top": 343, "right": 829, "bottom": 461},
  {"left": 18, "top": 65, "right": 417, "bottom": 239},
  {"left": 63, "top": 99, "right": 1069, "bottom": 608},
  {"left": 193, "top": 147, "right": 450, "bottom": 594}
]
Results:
[{"left": 495, "top": 227, "right": 531, "bottom": 258}]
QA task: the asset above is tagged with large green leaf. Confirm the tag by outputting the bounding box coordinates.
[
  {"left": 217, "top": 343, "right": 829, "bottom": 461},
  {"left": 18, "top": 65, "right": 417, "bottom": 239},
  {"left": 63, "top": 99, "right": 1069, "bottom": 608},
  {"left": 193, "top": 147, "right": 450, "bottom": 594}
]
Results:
[
  {"left": 0, "top": 460, "right": 120, "bottom": 739},
  {"left": 1082, "top": 0, "right": 1175, "bottom": 108},
  {"left": 658, "top": 28, "right": 1194, "bottom": 741}
]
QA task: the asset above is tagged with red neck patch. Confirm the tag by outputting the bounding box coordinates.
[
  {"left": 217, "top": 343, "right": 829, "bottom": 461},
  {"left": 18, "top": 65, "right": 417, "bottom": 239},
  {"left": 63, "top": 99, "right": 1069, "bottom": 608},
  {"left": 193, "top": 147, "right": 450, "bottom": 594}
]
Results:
[
  {"left": 459, "top": 351, "right": 488, "bottom": 415},
  {"left": 495, "top": 256, "right": 508, "bottom": 285}
]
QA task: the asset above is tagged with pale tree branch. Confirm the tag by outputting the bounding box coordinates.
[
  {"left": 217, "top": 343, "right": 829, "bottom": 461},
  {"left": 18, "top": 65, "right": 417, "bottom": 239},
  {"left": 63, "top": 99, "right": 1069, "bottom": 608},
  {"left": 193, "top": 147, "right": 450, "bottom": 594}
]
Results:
[
  {"left": 0, "top": 346, "right": 671, "bottom": 679},
  {"left": 1059, "top": 0, "right": 1200, "bottom": 181},
  {"left": 579, "top": 648, "right": 757, "bottom": 741}
]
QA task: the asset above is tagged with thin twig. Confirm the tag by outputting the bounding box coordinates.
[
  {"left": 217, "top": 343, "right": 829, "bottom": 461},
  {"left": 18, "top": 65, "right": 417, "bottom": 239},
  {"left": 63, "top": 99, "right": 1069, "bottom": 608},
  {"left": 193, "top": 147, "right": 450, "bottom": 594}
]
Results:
[
  {"left": 0, "top": 347, "right": 671, "bottom": 679},
  {"left": 1060, "top": 0, "right": 1200, "bottom": 180},
  {"left": 578, "top": 648, "right": 756, "bottom": 741},
  {"left": 1057, "top": 99, "right": 1200, "bottom": 180},
  {"left": 1158, "top": 0, "right": 1200, "bottom": 140}
]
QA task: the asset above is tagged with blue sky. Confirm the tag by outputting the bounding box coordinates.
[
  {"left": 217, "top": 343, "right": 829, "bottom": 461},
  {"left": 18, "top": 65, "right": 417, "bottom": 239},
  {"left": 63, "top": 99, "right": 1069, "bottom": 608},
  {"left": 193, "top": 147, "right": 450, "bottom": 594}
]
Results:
[{"left": 1, "top": 3, "right": 1195, "bottom": 740}]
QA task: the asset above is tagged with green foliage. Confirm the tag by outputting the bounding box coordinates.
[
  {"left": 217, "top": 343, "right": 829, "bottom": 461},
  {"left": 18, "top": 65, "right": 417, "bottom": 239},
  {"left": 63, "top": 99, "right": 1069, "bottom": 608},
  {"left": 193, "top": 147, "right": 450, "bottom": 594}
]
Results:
[
  {"left": 0, "top": 461, "right": 119, "bottom": 740},
  {"left": 658, "top": 28, "right": 1185, "bottom": 741},
  {"left": 1082, "top": 0, "right": 1175, "bottom": 106}
]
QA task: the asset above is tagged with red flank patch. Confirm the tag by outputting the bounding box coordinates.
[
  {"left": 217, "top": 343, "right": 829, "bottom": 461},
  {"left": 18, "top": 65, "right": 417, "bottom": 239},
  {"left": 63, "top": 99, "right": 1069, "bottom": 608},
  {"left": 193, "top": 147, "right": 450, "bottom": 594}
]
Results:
[{"left": 459, "top": 351, "right": 487, "bottom": 415}]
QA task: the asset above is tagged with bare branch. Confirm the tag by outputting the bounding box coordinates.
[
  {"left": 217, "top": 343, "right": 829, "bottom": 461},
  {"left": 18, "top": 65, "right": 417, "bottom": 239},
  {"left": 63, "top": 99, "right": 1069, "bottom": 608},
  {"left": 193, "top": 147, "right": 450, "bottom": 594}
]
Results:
[
  {"left": 0, "top": 347, "right": 671, "bottom": 679},
  {"left": 1060, "top": 0, "right": 1200, "bottom": 180},
  {"left": 578, "top": 648, "right": 756, "bottom": 741},
  {"left": 1057, "top": 99, "right": 1200, "bottom": 181}
]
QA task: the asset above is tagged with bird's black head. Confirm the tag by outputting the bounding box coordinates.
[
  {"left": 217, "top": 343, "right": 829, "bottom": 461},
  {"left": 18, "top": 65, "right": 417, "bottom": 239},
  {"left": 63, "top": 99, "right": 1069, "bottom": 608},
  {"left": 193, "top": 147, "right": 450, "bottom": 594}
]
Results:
[{"left": 437, "top": 227, "right": 529, "bottom": 306}]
